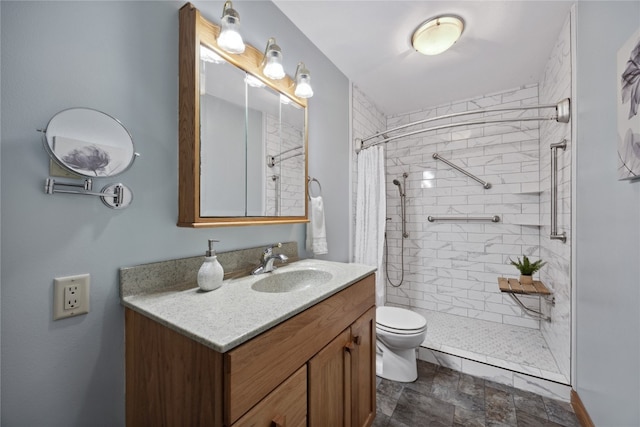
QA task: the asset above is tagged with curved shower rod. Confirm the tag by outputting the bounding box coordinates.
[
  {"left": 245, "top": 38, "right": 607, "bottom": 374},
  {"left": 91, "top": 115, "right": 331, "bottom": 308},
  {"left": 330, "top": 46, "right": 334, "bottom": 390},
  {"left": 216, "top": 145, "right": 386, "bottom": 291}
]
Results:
[{"left": 355, "top": 98, "right": 570, "bottom": 154}]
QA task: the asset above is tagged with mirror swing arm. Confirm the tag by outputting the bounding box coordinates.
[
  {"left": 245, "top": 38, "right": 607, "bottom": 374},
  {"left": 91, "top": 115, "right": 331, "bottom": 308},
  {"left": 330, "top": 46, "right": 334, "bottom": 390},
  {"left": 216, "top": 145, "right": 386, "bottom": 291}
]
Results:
[
  {"left": 178, "top": 2, "right": 309, "bottom": 228},
  {"left": 44, "top": 178, "right": 132, "bottom": 210}
]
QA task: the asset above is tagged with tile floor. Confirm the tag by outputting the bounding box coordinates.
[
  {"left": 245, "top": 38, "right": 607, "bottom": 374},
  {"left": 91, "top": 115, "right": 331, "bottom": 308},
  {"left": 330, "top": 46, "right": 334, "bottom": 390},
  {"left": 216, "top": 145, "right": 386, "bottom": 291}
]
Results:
[
  {"left": 419, "top": 309, "right": 569, "bottom": 385},
  {"left": 373, "top": 360, "right": 580, "bottom": 427}
]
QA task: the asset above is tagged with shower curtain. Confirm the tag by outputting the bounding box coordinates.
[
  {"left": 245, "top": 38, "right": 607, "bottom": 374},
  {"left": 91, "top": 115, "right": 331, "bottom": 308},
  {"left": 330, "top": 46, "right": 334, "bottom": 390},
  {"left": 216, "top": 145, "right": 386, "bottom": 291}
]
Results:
[{"left": 354, "top": 146, "right": 387, "bottom": 307}]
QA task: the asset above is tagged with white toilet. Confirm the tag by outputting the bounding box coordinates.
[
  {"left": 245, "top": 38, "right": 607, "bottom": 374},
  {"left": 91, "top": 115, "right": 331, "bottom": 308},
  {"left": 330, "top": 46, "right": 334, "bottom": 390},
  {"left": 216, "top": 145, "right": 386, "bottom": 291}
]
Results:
[{"left": 376, "top": 306, "right": 428, "bottom": 382}]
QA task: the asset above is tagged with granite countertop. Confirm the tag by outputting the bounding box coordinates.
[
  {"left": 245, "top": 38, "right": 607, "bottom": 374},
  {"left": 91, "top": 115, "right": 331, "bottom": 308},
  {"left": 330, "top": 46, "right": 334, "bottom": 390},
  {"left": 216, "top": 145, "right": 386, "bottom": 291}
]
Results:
[{"left": 121, "top": 259, "right": 376, "bottom": 353}]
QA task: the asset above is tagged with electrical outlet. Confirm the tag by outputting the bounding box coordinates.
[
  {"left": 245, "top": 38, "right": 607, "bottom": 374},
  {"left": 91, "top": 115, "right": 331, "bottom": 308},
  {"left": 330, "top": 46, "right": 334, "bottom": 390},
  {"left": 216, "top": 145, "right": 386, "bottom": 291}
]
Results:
[
  {"left": 64, "top": 284, "right": 80, "bottom": 310},
  {"left": 53, "top": 274, "right": 90, "bottom": 320}
]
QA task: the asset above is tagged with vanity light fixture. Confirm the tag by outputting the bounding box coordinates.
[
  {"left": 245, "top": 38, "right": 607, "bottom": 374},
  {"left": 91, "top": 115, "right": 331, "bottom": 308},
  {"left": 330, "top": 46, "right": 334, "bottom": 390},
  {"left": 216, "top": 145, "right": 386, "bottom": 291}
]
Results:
[
  {"left": 411, "top": 15, "right": 464, "bottom": 56},
  {"left": 294, "top": 62, "right": 314, "bottom": 98},
  {"left": 217, "top": 0, "right": 245, "bottom": 54},
  {"left": 261, "top": 37, "right": 285, "bottom": 80}
]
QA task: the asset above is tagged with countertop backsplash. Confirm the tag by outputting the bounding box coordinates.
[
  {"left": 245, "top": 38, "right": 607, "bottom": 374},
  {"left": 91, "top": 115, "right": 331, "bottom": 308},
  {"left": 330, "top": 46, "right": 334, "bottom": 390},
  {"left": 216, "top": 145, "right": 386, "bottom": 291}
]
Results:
[{"left": 120, "top": 241, "right": 299, "bottom": 298}]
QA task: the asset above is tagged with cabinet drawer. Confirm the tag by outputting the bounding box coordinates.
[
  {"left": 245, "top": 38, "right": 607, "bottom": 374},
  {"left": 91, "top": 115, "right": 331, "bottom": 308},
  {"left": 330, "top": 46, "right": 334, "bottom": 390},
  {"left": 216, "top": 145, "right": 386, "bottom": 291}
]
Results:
[
  {"left": 225, "top": 274, "right": 375, "bottom": 424},
  {"left": 233, "top": 365, "right": 307, "bottom": 427}
]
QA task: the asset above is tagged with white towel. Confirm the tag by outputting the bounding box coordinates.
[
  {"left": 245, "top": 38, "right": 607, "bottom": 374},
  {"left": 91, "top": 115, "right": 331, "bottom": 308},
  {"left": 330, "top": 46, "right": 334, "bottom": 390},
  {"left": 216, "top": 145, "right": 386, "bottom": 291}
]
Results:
[{"left": 306, "top": 195, "right": 328, "bottom": 255}]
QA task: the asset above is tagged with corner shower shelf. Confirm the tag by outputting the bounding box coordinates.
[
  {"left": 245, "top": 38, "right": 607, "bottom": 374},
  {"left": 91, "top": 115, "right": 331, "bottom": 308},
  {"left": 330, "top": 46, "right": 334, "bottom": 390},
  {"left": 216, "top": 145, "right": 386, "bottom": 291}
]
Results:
[
  {"left": 513, "top": 190, "right": 542, "bottom": 195},
  {"left": 498, "top": 277, "right": 553, "bottom": 321},
  {"left": 498, "top": 277, "right": 551, "bottom": 295},
  {"left": 510, "top": 221, "right": 542, "bottom": 226},
  {"left": 502, "top": 214, "right": 542, "bottom": 226}
]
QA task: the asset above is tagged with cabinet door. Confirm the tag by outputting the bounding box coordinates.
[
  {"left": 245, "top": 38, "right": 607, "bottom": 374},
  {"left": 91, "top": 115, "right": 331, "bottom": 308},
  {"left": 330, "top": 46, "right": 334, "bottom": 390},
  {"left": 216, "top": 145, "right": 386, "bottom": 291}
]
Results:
[
  {"left": 233, "top": 365, "right": 307, "bottom": 427},
  {"left": 308, "top": 329, "right": 351, "bottom": 427},
  {"left": 350, "top": 307, "right": 376, "bottom": 427}
]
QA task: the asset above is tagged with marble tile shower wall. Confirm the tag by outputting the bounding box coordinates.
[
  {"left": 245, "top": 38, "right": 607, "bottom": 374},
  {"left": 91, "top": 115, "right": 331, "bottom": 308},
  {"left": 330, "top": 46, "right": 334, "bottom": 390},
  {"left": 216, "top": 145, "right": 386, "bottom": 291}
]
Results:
[
  {"left": 265, "top": 113, "right": 305, "bottom": 216},
  {"left": 538, "top": 15, "right": 572, "bottom": 381},
  {"left": 351, "top": 84, "right": 387, "bottom": 260},
  {"left": 384, "top": 85, "right": 544, "bottom": 329}
]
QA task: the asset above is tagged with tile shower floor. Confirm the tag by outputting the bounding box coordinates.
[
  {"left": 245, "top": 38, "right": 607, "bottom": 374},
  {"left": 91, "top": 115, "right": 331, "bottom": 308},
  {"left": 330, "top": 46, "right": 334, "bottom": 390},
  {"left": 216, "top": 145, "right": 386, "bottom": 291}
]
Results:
[
  {"left": 373, "top": 360, "right": 579, "bottom": 427},
  {"left": 420, "top": 310, "right": 568, "bottom": 385}
]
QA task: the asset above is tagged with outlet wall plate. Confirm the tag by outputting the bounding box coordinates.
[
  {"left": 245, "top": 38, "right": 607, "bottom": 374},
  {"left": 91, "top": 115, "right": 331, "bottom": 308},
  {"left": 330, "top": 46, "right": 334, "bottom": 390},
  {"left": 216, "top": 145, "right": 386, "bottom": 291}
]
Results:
[{"left": 53, "top": 274, "right": 90, "bottom": 320}]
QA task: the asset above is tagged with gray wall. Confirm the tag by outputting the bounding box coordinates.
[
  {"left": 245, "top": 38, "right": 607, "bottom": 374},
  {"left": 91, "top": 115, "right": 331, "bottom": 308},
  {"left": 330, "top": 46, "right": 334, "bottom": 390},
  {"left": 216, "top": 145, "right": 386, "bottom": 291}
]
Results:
[
  {"left": 575, "top": 1, "right": 640, "bottom": 425},
  {"left": 0, "top": 1, "right": 349, "bottom": 425}
]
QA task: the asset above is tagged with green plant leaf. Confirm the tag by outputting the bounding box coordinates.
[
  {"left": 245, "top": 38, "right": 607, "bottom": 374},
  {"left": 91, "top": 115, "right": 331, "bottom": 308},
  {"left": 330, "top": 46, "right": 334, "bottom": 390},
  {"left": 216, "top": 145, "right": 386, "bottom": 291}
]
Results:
[{"left": 509, "top": 255, "right": 546, "bottom": 275}]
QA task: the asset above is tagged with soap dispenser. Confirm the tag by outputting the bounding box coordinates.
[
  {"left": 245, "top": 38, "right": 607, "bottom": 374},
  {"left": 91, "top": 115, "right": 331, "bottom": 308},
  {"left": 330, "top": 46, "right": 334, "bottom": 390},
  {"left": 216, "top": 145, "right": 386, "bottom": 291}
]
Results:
[{"left": 197, "top": 239, "right": 224, "bottom": 292}]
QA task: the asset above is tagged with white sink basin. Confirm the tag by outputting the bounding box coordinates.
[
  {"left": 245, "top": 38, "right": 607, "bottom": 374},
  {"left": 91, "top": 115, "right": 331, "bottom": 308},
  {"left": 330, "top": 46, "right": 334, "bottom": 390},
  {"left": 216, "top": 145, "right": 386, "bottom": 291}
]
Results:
[{"left": 251, "top": 269, "right": 333, "bottom": 293}]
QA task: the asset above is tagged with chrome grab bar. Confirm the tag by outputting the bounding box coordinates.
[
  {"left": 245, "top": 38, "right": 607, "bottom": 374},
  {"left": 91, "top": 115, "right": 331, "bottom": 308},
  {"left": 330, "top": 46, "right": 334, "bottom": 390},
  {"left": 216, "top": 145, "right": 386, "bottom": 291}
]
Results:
[
  {"left": 267, "top": 148, "right": 305, "bottom": 167},
  {"left": 550, "top": 139, "right": 567, "bottom": 243},
  {"left": 433, "top": 153, "right": 492, "bottom": 189},
  {"left": 427, "top": 215, "right": 500, "bottom": 223}
]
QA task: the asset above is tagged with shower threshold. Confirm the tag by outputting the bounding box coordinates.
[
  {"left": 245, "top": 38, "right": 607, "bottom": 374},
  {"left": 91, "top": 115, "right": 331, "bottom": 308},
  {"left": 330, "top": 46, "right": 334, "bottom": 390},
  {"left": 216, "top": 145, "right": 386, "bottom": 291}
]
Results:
[{"left": 413, "top": 309, "right": 569, "bottom": 386}]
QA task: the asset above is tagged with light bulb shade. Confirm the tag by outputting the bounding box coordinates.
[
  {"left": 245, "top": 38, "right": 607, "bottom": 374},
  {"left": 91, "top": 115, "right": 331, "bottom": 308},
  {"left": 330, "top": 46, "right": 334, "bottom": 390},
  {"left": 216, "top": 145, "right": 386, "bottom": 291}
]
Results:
[
  {"left": 218, "top": 1, "right": 245, "bottom": 54},
  {"left": 262, "top": 38, "right": 285, "bottom": 80},
  {"left": 295, "top": 79, "right": 313, "bottom": 98},
  {"left": 294, "top": 63, "right": 314, "bottom": 98},
  {"left": 412, "top": 15, "right": 464, "bottom": 56}
]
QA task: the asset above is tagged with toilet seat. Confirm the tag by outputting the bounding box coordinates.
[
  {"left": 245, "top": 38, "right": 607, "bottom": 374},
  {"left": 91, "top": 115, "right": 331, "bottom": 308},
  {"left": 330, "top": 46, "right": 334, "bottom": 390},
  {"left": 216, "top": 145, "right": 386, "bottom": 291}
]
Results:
[
  {"left": 377, "top": 323, "right": 426, "bottom": 335},
  {"left": 376, "top": 306, "right": 427, "bottom": 335}
]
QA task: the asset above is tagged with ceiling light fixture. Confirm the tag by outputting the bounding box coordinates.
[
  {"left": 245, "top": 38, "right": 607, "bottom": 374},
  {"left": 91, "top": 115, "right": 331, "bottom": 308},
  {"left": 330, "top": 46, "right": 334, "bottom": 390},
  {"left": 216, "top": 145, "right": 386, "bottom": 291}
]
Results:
[
  {"left": 294, "top": 62, "right": 314, "bottom": 98},
  {"left": 217, "top": 0, "right": 245, "bottom": 54},
  {"left": 411, "top": 15, "right": 464, "bottom": 56},
  {"left": 261, "top": 38, "right": 285, "bottom": 80}
]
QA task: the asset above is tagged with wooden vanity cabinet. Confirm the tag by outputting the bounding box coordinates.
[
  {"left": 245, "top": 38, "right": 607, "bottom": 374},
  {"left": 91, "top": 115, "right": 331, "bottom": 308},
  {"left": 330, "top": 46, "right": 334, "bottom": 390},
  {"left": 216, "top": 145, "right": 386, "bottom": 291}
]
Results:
[{"left": 125, "top": 273, "right": 376, "bottom": 427}]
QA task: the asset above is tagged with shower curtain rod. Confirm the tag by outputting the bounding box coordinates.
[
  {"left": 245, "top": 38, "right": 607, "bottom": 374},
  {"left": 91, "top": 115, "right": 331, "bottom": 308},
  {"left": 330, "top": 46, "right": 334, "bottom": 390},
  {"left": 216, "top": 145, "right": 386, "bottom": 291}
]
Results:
[{"left": 355, "top": 98, "right": 570, "bottom": 154}]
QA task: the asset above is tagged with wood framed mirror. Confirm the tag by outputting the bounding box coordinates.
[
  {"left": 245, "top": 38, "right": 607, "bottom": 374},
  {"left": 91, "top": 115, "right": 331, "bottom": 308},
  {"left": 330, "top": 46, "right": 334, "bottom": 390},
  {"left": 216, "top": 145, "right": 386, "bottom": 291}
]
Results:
[{"left": 178, "top": 3, "right": 309, "bottom": 227}]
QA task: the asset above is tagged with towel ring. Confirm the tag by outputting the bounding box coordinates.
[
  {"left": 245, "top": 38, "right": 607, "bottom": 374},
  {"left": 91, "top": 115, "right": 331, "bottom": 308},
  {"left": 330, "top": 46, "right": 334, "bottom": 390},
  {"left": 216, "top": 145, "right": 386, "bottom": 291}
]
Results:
[{"left": 308, "top": 177, "right": 322, "bottom": 199}]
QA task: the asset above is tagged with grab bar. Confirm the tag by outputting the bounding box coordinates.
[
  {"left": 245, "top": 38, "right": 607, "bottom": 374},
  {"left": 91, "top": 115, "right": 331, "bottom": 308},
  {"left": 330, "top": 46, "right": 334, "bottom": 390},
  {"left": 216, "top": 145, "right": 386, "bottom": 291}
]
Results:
[
  {"left": 273, "top": 145, "right": 303, "bottom": 157},
  {"left": 267, "top": 151, "right": 305, "bottom": 167},
  {"left": 550, "top": 139, "right": 567, "bottom": 243},
  {"left": 433, "top": 153, "right": 491, "bottom": 189},
  {"left": 427, "top": 215, "right": 500, "bottom": 223}
]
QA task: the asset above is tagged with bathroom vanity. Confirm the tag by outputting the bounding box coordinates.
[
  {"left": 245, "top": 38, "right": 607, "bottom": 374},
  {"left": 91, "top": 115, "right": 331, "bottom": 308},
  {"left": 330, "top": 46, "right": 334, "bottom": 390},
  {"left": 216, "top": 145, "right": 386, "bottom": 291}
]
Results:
[{"left": 121, "top": 259, "right": 376, "bottom": 426}]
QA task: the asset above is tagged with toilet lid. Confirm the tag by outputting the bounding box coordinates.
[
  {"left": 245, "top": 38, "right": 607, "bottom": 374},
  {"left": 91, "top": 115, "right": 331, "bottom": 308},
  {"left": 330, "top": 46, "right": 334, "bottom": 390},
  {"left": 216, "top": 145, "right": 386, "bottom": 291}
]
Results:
[{"left": 376, "top": 306, "right": 427, "bottom": 332}]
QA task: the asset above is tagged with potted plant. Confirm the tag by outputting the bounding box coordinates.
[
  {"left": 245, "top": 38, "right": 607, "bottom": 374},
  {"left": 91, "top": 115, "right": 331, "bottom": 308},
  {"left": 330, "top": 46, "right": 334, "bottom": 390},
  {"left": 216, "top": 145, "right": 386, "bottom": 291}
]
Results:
[{"left": 509, "top": 255, "right": 546, "bottom": 284}]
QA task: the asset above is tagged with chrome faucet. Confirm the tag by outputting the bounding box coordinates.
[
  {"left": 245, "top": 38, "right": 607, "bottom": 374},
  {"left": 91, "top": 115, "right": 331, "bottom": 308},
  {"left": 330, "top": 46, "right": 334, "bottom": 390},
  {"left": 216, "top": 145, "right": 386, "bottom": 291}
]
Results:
[{"left": 251, "top": 243, "right": 289, "bottom": 275}]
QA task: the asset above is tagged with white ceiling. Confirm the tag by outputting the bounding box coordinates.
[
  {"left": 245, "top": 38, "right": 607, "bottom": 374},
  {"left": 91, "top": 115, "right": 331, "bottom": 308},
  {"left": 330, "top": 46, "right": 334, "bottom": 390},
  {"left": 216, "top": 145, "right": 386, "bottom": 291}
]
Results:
[{"left": 273, "top": 1, "right": 574, "bottom": 115}]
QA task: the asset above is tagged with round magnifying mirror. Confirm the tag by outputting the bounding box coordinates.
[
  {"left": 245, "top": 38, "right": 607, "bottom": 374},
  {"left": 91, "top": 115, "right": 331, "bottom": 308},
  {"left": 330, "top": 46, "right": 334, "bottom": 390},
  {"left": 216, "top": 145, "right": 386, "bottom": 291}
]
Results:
[{"left": 43, "top": 108, "right": 137, "bottom": 177}]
